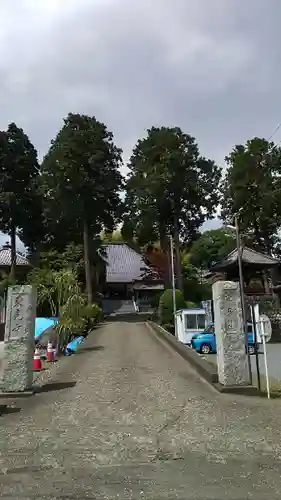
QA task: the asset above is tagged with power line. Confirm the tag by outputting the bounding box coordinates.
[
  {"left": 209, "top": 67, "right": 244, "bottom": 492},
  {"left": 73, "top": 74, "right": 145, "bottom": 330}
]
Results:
[{"left": 268, "top": 122, "right": 281, "bottom": 141}]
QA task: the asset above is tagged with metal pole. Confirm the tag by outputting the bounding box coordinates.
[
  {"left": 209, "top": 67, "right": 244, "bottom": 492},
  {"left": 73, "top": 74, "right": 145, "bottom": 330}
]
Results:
[
  {"left": 261, "top": 320, "right": 270, "bottom": 399},
  {"left": 235, "top": 216, "right": 252, "bottom": 384},
  {"left": 250, "top": 304, "right": 261, "bottom": 391},
  {"left": 170, "top": 235, "right": 177, "bottom": 337}
]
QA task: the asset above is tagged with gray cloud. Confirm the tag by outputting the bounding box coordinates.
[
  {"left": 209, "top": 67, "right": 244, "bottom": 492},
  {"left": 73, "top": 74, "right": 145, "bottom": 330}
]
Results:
[{"left": 0, "top": 0, "right": 280, "bottom": 236}]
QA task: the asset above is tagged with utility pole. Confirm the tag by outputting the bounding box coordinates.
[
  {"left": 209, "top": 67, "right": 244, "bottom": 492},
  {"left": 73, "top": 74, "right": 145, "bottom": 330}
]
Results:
[
  {"left": 170, "top": 235, "right": 177, "bottom": 337},
  {"left": 235, "top": 216, "right": 252, "bottom": 384}
]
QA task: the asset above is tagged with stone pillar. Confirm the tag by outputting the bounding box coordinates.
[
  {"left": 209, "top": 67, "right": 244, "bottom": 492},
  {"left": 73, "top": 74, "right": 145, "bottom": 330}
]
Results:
[
  {"left": 1, "top": 285, "right": 36, "bottom": 393},
  {"left": 212, "top": 280, "right": 250, "bottom": 387}
]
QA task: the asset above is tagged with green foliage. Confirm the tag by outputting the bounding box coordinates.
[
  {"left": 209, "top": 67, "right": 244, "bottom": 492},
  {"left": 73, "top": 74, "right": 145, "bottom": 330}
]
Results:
[
  {"left": 59, "top": 292, "right": 87, "bottom": 340},
  {"left": 0, "top": 123, "right": 43, "bottom": 268},
  {"left": 82, "top": 303, "right": 103, "bottom": 330},
  {"left": 188, "top": 229, "right": 236, "bottom": 270},
  {"left": 100, "top": 229, "right": 123, "bottom": 242},
  {"left": 58, "top": 299, "right": 103, "bottom": 347},
  {"left": 249, "top": 295, "right": 280, "bottom": 319},
  {"left": 221, "top": 137, "right": 281, "bottom": 253},
  {"left": 28, "top": 267, "right": 57, "bottom": 316},
  {"left": 158, "top": 288, "right": 186, "bottom": 325},
  {"left": 40, "top": 113, "right": 124, "bottom": 302},
  {"left": 29, "top": 267, "right": 81, "bottom": 317},
  {"left": 0, "top": 271, "right": 18, "bottom": 297},
  {"left": 30, "top": 244, "right": 84, "bottom": 272},
  {"left": 150, "top": 291, "right": 163, "bottom": 310},
  {"left": 125, "top": 126, "right": 221, "bottom": 288},
  {"left": 125, "top": 126, "right": 221, "bottom": 243},
  {"left": 40, "top": 113, "right": 124, "bottom": 250},
  {"left": 30, "top": 239, "right": 106, "bottom": 300},
  {"left": 182, "top": 260, "right": 211, "bottom": 303},
  {"left": 186, "top": 301, "right": 198, "bottom": 308},
  {"left": 29, "top": 265, "right": 103, "bottom": 350}
]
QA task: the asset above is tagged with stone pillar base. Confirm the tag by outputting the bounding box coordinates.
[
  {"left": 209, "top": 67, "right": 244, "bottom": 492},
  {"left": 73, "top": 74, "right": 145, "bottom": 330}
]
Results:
[
  {"left": 212, "top": 280, "right": 250, "bottom": 387},
  {"left": 1, "top": 285, "right": 36, "bottom": 393}
]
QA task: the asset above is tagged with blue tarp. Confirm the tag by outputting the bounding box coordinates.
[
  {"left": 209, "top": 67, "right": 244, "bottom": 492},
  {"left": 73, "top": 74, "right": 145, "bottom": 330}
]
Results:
[
  {"left": 64, "top": 336, "right": 84, "bottom": 355},
  {"left": 35, "top": 318, "right": 84, "bottom": 355},
  {"left": 35, "top": 317, "right": 58, "bottom": 339}
]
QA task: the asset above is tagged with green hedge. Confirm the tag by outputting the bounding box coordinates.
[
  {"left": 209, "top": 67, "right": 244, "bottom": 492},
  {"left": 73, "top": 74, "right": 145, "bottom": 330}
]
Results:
[{"left": 158, "top": 288, "right": 186, "bottom": 325}]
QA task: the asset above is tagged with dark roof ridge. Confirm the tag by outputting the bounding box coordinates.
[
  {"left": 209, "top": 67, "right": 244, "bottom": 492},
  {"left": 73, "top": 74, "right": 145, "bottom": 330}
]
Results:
[
  {"left": 228, "top": 246, "right": 279, "bottom": 263},
  {"left": 103, "top": 241, "right": 143, "bottom": 258},
  {"left": 0, "top": 248, "right": 30, "bottom": 266}
]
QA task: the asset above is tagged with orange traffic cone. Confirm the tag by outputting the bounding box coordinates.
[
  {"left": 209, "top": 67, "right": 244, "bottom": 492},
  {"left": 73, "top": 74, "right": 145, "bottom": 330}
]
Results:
[
  {"left": 33, "top": 347, "right": 42, "bottom": 371},
  {"left": 46, "top": 341, "right": 54, "bottom": 362}
]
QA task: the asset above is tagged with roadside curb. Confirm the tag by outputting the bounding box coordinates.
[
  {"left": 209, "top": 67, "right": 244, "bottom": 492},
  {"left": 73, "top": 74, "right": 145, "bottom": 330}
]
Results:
[{"left": 146, "top": 321, "right": 259, "bottom": 397}]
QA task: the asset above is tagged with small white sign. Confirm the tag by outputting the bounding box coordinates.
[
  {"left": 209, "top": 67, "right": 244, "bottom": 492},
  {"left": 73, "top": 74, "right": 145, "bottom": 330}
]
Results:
[
  {"left": 253, "top": 305, "right": 272, "bottom": 343},
  {"left": 259, "top": 314, "right": 272, "bottom": 343}
]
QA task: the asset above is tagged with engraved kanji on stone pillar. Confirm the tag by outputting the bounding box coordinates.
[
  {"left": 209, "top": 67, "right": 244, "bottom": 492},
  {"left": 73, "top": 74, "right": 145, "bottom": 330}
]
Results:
[
  {"left": 212, "top": 281, "right": 250, "bottom": 387},
  {"left": 1, "top": 285, "right": 36, "bottom": 392}
]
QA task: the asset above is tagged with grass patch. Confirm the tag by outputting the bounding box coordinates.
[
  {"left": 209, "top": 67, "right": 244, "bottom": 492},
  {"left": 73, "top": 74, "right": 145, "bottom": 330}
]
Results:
[{"left": 252, "top": 373, "right": 281, "bottom": 398}]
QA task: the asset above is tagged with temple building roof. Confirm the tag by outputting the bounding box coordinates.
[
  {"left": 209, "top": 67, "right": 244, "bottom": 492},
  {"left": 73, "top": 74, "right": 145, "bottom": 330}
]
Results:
[{"left": 211, "top": 246, "right": 279, "bottom": 271}]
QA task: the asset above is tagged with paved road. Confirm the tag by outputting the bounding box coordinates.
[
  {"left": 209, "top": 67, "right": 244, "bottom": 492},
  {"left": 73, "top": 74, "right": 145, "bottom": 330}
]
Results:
[
  {"left": 250, "top": 343, "right": 281, "bottom": 381},
  {"left": 204, "top": 343, "right": 281, "bottom": 382},
  {"left": 2, "top": 322, "right": 281, "bottom": 498},
  {"left": 203, "top": 343, "right": 281, "bottom": 383}
]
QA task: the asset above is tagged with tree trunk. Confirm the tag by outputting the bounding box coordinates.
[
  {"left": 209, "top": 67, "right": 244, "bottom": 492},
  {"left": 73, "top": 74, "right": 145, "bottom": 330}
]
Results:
[
  {"left": 253, "top": 218, "right": 264, "bottom": 251},
  {"left": 173, "top": 217, "right": 183, "bottom": 293},
  {"left": 159, "top": 225, "right": 171, "bottom": 288},
  {"left": 83, "top": 219, "right": 93, "bottom": 304},
  {"left": 10, "top": 224, "right": 17, "bottom": 280}
]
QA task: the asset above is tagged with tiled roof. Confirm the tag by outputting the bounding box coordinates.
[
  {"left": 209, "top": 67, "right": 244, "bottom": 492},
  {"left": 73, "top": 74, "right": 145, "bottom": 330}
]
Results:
[
  {"left": 212, "top": 246, "right": 279, "bottom": 270},
  {"left": 0, "top": 249, "right": 30, "bottom": 267},
  {"left": 104, "top": 243, "right": 157, "bottom": 283}
]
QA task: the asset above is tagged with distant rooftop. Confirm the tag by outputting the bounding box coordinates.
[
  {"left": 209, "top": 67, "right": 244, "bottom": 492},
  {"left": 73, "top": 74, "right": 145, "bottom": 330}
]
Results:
[
  {"left": 0, "top": 248, "right": 30, "bottom": 267},
  {"left": 211, "top": 246, "right": 279, "bottom": 271},
  {"left": 103, "top": 243, "right": 161, "bottom": 283}
]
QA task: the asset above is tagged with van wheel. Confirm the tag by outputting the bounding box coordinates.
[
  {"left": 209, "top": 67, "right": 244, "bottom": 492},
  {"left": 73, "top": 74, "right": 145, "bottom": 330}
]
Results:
[{"left": 200, "top": 343, "right": 212, "bottom": 354}]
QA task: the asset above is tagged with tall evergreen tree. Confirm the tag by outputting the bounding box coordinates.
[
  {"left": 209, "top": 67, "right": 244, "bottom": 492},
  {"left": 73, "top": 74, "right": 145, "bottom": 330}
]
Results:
[
  {"left": 0, "top": 123, "right": 42, "bottom": 276},
  {"left": 125, "top": 126, "right": 221, "bottom": 290},
  {"left": 41, "top": 113, "right": 123, "bottom": 302},
  {"left": 221, "top": 138, "right": 281, "bottom": 253}
]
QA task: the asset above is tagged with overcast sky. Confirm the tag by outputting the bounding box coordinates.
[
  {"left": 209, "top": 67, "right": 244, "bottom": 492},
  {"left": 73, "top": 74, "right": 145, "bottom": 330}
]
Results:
[{"left": 1, "top": 0, "right": 281, "bottom": 246}]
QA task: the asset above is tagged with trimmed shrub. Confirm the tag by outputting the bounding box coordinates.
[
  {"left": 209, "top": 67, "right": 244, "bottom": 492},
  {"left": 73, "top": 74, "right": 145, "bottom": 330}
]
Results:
[
  {"left": 186, "top": 301, "right": 198, "bottom": 309},
  {"left": 158, "top": 288, "right": 186, "bottom": 325}
]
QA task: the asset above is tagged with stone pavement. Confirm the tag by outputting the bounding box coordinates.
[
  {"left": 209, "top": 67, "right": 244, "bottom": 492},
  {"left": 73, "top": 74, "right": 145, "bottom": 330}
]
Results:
[{"left": 1, "top": 322, "right": 281, "bottom": 498}]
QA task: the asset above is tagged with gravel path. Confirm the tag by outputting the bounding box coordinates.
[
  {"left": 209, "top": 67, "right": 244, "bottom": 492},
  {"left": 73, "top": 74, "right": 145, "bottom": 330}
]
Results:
[{"left": 1, "top": 321, "right": 281, "bottom": 498}]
